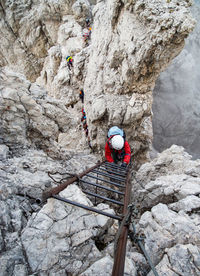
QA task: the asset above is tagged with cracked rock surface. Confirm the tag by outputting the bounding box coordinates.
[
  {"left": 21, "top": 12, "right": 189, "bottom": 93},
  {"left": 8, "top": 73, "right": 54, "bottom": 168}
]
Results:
[
  {"left": 132, "top": 145, "right": 200, "bottom": 275},
  {"left": 0, "top": 1, "right": 199, "bottom": 276},
  {"left": 0, "top": 0, "right": 196, "bottom": 160},
  {"left": 0, "top": 67, "right": 90, "bottom": 158}
]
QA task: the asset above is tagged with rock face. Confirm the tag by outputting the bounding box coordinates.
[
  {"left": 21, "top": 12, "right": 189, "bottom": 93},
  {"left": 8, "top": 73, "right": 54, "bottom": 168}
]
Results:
[
  {"left": 152, "top": 1, "right": 200, "bottom": 159},
  {"left": 133, "top": 145, "right": 200, "bottom": 276},
  {"left": 2, "top": 142, "right": 200, "bottom": 275},
  {"left": 0, "top": 0, "right": 85, "bottom": 82},
  {"left": 0, "top": 67, "right": 90, "bottom": 158},
  {"left": 0, "top": 1, "right": 199, "bottom": 276},
  {"left": 0, "top": 146, "right": 101, "bottom": 276},
  {"left": 0, "top": 0, "right": 196, "bottom": 160},
  {"left": 21, "top": 185, "right": 114, "bottom": 275},
  {"left": 84, "top": 0, "right": 195, "bottom": 156}
]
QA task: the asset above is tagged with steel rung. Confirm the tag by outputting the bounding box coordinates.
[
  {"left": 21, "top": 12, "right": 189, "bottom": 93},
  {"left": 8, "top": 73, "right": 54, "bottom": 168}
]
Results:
[
  {"left": 97, "top": 166, "right": 127, "bottom": 177},
  {"left": 101, "top": 166, "right": 127, "bottom": 175},
  {"left": 83, "top": 190, "right": 124, "bottom": 206},
  {"left": 80, "top": 179, "right": 125, "bottom": 195},
  {"left": 42, "top": 160, "right": 106, "bottom": 200},
  {"left": 83, "top": 174, "right": 126, "bottom": 188},
  {"left": 52, "top": 195, "right": 122, "bottom": 221},
  {"left": 104, "top": 162, "right": 128, "bottom": 171},
  {"left": 91, "top": 169, "right": 126, "bottom": 181}
]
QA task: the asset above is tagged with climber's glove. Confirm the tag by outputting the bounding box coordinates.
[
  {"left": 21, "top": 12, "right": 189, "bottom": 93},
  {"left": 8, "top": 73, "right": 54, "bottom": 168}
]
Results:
[{"left": 121, "top": 162, "right": 127, "bottom": 168}]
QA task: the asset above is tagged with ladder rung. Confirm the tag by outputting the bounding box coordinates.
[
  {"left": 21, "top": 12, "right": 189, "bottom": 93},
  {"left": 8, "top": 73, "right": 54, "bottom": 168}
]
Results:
[
  {"left": 52, "top": 195, "right": 122, "bottom": 220},
  {"left": 91, "top": 170, "right": 126, "bottom": 181},
  {"left": 83, "top": 174, "right": 126, "bottom": 188},
  {"left": 94, "top": 167, "right": 127, "bottom": 177},
  {"left": 80, "top": 179, "right": 125, "bottom": 195},
  {"left": 83, "top": 190, "right": 124, "bottom": 206}
]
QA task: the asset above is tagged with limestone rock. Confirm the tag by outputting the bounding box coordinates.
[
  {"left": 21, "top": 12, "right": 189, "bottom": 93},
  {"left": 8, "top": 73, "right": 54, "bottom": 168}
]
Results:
[
  {"left": 0, "top": 147, "right": 100, "bottom": 276},
  {"left": 0, "top": 67, "right": 82, "bottom": 158},
  {"left": 80, "top": 255, "right": 113, "bottom": 276},
  {"left": 90, "top": 96, "right": 107, "bottom": 122},
  {"left": 129, "top": 145, "right": 200, "bottom": 275},
  {"left": 0, "top": 0, "right": 78, "bottom": 81},
  {"left": 0, "top": 145, "right": 9, "bottom": 160},
  {"left": 138, "top": 203, "right": 200, "bottom": 265},
  {"left": 169, "top": 195, "right": 200, "bottom": 213},
  {"left": 21, "top": 184, "right": 115, "bottom": 275},
  {"left": 84, "top": 0, "right": 195, "bottom": 157},
  {"left": 0, "top": 0, "right": 196, "bottom": 160},
  {"left": 148, "top": 244, "right": 200, "bottom": 276},
  {"left": 0, "top": 1, "right": 199, "bottom": 275},
  {"left": 133, "top": 145, "right": 200, "bottom": 210}
]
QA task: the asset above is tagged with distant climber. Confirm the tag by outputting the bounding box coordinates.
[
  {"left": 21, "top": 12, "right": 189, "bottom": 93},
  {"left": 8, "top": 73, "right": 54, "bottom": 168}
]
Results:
[
  {"left": 88, "top": 27, "right": 92, "bottom": 37},
  {"left": 79, "top": 89, "right": 84, "bottom": 103},
  {"left": 66, "top": 56, "right": 73, "bottom": 70},
  {"left": 81, "top": 108, "right": 86, "bottom": 122},
  {"left": 80, "top": 108, "right": 92, "bottom": 150},
  {"left": 83, "top": 120, "right": 87, "bottom": 130},
  {"left": 85, "top": 127, "right": 89, "bottom": 137},
  {"left": 105, "top": 126, "right": 131, "bottom": 167},
  {"left": 83, "top": 25, "right": 92, "bottom": 46},
  {"left": 86, "top": 18, "right": 90, "bottom": 28},
  {"left": 83, "top": 31, "right": 90, "bottom": 46}
]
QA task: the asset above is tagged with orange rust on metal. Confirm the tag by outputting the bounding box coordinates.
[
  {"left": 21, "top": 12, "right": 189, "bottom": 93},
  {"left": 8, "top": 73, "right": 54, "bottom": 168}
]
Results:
[
  {"left": 43, "top": 160, "right": 105, "bottom": 201},
  {"left": 112, "top": 167, "right": 132, "bottom": 276}
]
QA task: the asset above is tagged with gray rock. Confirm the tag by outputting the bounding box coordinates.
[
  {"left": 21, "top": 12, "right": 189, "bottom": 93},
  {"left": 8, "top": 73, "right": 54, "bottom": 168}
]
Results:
[
  {"left": 148, "top": 244, "right": 200, "bottom": 276},
  {"left": 80, "top": 255, "right": 113, "bottom": 276},
  {"left": 0, "top": 1, "right": 199, "bottom": 275},
  {"left": 0, "top": 246, "right": 27, "bottom": 276},
  {"left": 138, "top": 203, "right": 200, "bottom": 265},
  {"left": 169, "top": 195, "right": 200, "bottom": 213},
  {"left": 0, "top": 145, "right": 9, "bottom": 160},
  {"left": 21, "top": 184, "right": 115, "bottom": 274},
  {"left": 133, "top": 145, "right": 200, "bottom": 211}
]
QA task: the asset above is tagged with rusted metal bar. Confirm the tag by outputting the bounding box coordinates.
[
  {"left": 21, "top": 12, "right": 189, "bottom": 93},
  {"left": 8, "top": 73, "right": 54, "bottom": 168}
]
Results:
[
  {"left": 83, "top": 191, "right": 124, "bottom": 206},
  {"left": 80, "top": 179, "right": 125, "bottom": 195},
  {"left": 42, "top": 161, "right": 105, "bottom": 201},
  {"left": 95, "top": 171, "right": 98, "bottom": 206},
  {"left": 83, "top": 174, "right": 125, "bottom": 188},
  {"left": 52, "top": 195, "right": 122, "bottom": 221},
  {"left": 112, "top": 166, "right": 132, "bottom": 276},
  {"left": 92, "top": 169, "right": 126, "bottom": 180}
]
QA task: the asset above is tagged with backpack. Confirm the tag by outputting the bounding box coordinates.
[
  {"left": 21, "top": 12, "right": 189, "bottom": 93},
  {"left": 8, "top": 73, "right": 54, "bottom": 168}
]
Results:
[
  {"left": 66, "top": 56, "right": 72, "bottom": 62},
  {"left": 107, "top": 126, "right": 126, "bottom": 140}
]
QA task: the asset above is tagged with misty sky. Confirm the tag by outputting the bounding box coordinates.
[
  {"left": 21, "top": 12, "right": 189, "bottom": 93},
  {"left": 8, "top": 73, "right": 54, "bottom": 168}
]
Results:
[{"left": 152, "top": 0, "right": 200, "bottom": 159}]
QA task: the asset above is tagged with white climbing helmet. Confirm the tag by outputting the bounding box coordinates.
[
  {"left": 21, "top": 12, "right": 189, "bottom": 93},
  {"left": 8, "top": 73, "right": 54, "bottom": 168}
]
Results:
[{"left": 111, "top": 135, "right": 124, "bottom": 150}]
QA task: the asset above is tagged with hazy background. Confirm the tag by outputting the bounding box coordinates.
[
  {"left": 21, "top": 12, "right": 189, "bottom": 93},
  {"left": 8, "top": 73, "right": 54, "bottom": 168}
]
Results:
[{"left": 152, "top": 0, "right": 200, "bottom": 159}]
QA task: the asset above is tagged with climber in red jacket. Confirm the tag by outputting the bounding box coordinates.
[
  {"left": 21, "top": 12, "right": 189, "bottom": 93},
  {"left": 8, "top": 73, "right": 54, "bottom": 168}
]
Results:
[{"left": 105, "top": 134, "right": 131, "bottom": 167}]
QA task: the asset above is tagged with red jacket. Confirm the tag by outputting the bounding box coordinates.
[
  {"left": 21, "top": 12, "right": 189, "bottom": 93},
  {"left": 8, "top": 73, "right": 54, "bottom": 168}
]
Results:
[{"left": 105, "top": 139, "right": 131, "bottom": 164}]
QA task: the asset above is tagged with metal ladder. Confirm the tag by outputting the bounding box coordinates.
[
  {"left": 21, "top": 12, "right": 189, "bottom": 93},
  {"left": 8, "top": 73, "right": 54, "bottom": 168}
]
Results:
[{"left": 41, "top": 160, "right": 159, "bottom": 276}]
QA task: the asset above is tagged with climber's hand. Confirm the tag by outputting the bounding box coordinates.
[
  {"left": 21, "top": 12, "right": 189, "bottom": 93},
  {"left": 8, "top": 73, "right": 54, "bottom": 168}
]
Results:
[{"left": 121, "top": 162, "right": 127, "bottom": 168}]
